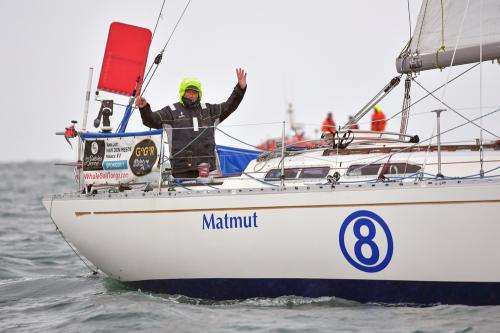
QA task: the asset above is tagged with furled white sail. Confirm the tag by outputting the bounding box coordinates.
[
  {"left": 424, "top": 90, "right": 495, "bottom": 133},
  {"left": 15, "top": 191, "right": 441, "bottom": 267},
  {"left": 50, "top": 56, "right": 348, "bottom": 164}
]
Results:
[{"left": 396, "top": 0, "right": 500, "bottom": 73}]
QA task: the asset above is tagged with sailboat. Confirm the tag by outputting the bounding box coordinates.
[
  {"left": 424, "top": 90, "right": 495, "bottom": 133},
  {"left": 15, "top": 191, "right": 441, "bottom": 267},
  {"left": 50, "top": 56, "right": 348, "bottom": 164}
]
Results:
[{"left": 44, "top": 0, "right": 500, "bottom": 305}]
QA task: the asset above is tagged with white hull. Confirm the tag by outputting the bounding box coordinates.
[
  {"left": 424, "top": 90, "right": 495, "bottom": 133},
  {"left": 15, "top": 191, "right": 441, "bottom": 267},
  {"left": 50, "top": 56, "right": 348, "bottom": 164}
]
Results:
[{"left": 44, "top": 178, "right": 500, "bottom": 304}]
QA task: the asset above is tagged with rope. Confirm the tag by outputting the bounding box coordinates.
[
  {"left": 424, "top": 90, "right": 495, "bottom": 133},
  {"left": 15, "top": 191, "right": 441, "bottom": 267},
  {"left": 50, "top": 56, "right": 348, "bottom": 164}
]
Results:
[
  {"left": 436, "top": 0, "right": 446, "bottom": 69},
  {"left": 434, "top": 0, "right": 446, "bottom": 68},
  {"left": 440, "top": 0, "right": 445, "bottom": 48},
  {"left": 49, "top": 196, "right": 98, "bottom": 275}
]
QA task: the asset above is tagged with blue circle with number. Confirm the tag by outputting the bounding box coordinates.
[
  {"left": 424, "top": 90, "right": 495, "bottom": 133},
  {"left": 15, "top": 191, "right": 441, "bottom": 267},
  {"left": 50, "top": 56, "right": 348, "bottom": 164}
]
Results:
[{"left": 339, "top": 210, "right": 393, "bottom": 273}]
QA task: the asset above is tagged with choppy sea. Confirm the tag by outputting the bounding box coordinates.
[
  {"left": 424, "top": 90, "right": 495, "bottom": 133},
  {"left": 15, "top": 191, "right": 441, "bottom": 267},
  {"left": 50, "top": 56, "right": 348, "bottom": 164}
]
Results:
[{"left": 1, "top": 162, "right": 499, "bottom": 333}]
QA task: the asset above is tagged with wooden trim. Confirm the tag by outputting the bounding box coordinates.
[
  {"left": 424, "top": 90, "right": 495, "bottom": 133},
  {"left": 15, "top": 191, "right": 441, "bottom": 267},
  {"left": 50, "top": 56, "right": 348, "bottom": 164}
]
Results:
[
  {"left": 75, "top": 199, "right": 500, "bottom": 216},
  {"left": 74, "top": 212, "right": 91, "bottom": 216}
]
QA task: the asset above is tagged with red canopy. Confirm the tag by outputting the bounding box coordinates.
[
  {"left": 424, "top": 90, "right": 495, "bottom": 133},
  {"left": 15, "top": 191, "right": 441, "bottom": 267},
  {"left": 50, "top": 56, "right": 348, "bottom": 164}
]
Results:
[{"left": 97, "top": 22, "right": 152, "bottom": 96}]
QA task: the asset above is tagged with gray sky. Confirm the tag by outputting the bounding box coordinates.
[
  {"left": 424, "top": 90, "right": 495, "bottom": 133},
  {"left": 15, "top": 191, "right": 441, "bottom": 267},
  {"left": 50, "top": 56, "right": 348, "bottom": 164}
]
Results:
[{"left": 1, "top": 0, "right": 499, "bottom": 162}]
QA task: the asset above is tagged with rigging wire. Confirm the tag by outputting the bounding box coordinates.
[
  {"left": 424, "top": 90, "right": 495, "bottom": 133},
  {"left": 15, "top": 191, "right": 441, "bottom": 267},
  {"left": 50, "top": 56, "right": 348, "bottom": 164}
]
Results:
[
  {"left": 142, "top": 0, "right": 168, "bottom": 84},
  {"left": 345, "top": 107, "right": 500, "bottom": 177},
  {"left": 122, "top": 0, "right": 192, "bottom": 134},
  {"left": 216, "top": 127, "right": 267, "bottom": 151},
  {"left": 407, "top": 0, "right": 412, "bottom": 41},
  {"left": 399, "top": 75, "right": 412, "bottom": 137},
  {"left": 428, "top": 0, "right": 470, "bottom": 180},
  {"left": 115, "top": 0, "right": 172, "bottom": 133},
  {"left": 412, "top": 78, "right": 499, "bottom": 139},
  {"left": 152, "top": 0, "right": 167, "bottom": 40},
  {"left": 142, "top": 0, "right": 193, "bottom": 95},
  {"left": 210, "top": 103, "right": 495, "bottom": 171},
  {"left": 479, "top": 0, "right": 485, "bottom": 177},
  {"left": 159, "top": 0, "right": 192, "bottom": 54},
  {"left": 386, "top": 63, "right": 478, "bottom": 123}
]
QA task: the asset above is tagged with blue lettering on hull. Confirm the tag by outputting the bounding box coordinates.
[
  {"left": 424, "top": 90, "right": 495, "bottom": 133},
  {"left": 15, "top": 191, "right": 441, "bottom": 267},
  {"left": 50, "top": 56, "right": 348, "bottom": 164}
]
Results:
[{"left": 203, "top": 212, "right": 258, "bottom": 230}]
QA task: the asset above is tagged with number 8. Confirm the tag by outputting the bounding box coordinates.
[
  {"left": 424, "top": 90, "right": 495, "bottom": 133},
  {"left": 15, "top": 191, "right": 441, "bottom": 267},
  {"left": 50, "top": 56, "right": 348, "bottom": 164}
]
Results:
[{"left": 353, "top": 218, "right": 379, "bottom": 265}]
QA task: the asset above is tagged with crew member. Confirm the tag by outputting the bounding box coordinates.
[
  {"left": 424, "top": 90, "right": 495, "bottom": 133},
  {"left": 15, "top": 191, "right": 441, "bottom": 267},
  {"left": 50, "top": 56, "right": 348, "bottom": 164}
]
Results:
[
  {"left": 371, "top": 104, "right": 387, "bottom": 132},
  {"left": 136, "top": 68, "right": 247, "bottom": 178},
  {"left": 321, "top": 112, "right": 336, "bottom": 134}
]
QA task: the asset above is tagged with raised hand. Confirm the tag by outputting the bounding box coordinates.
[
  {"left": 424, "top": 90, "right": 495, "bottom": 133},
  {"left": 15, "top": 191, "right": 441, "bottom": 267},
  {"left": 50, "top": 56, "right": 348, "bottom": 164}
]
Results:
[
  {"left": 135, "top": 96, "right": 147, "bottom": 108},
  {"left": 236, "top": 68, "right": 247, "bottom": 89}
]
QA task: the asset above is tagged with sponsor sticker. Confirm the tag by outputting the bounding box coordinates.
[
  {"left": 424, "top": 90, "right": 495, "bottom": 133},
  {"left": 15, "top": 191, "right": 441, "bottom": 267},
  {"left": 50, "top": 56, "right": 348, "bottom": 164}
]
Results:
[
  {"left": 82, "top": 135, "right": 159, "bottom": 185},
  {"left": 103, "top": 160, "right": 128, "bottom": 170}
]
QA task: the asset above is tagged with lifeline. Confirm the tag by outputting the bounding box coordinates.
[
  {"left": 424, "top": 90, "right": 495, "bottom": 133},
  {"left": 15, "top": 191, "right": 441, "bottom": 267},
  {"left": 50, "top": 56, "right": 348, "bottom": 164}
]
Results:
[{"left": 202, "top": 212, "right": 258, "bottom": 230}]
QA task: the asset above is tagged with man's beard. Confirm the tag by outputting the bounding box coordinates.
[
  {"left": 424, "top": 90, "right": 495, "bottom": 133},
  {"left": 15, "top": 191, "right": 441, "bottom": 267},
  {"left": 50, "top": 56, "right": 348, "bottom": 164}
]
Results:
[{"left": 182, "top": 96, "right": 200, "bottom": 108}]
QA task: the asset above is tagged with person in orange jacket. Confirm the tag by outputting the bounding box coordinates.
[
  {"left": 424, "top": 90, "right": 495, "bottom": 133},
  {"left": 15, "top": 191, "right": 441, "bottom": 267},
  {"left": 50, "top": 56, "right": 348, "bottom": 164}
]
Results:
[
  {"left": 371, "top": 104, "right": 387, "bottom": 132},
  {"left": 321, "top": 112, "right": 336, "bottom": 134}
]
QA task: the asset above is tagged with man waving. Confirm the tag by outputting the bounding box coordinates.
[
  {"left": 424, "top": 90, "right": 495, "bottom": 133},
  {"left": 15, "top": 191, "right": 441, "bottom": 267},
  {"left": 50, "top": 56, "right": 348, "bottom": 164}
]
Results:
[{"left": 135, "top": 68, "right": 247, "bottom": 179}]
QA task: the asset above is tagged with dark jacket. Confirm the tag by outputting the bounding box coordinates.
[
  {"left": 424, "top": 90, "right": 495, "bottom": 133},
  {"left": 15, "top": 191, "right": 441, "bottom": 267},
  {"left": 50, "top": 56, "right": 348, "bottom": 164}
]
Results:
[{"left": 139, "top": 84, "right": 246, "bottom": 174}]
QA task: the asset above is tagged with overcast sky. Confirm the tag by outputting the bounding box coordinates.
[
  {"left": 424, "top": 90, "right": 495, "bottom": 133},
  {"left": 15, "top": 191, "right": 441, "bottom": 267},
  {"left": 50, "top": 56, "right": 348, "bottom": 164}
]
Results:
[{"left": 1, "top": 0, "right": 499, "bottom": 162}]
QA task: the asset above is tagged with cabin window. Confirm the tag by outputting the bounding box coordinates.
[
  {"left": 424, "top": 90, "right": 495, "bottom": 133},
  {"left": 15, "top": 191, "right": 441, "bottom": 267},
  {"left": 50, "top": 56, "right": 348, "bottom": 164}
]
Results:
[
  {"left": 346, "top": 164, "right": 381, "bottom": 176},
  {"left": 346, "top": 163, "right": 421, "bottom": 177},
  {"left": 264, "top": 168, "right": 300, "bottom": 180},
  {"left": 299, "top": 167, "right": 330, "bottom": 179},
  {"left": 384, "top": 163, "right": 421, "bottom": 175},
  {"left": 264, "top": 167, "right": 329, "bottom": 180}
]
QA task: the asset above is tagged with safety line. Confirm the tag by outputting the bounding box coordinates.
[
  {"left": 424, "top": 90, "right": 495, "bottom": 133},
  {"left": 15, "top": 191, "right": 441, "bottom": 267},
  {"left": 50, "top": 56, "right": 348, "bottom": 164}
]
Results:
[{"left": 49, "top": 197, "right": 98, "bottom": 275}]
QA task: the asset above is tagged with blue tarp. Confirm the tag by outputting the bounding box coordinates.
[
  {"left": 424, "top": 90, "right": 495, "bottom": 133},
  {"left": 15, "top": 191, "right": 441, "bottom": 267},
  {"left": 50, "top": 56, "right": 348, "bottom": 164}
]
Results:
[
  {"left": 79, "top": 131, "right": 260, "bottom": 176},
  {"left": 216, "top": 145, "right": 261, "bottom": 176}
]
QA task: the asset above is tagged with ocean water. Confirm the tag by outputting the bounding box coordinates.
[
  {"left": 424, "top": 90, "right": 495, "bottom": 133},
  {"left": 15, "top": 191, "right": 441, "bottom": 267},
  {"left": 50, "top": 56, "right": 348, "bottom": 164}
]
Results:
[{"left": 1, "top": 162, "right": 499, "bottom": 333}]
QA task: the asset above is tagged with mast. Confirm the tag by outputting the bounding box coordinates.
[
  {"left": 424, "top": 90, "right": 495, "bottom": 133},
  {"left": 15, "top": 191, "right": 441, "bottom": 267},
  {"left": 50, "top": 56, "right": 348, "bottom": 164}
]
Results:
[
  {"left": 287, "top": 103, "right": 295, "bottom": 133},
  {"left": 77, "top": 67, "right": 94, "bottom": 191},
  {"left": 287, "top": 102, "right": 304, "bottom": 137}
]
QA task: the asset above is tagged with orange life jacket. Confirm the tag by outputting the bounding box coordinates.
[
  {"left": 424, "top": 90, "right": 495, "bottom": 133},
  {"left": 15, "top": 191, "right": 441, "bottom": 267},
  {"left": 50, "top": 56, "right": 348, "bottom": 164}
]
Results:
[
  {"left": 371, "top": 111, "right": 386, "bottom": 132},
  {"left": 322, "top": 118, "right": 336, "bottom": 133}
]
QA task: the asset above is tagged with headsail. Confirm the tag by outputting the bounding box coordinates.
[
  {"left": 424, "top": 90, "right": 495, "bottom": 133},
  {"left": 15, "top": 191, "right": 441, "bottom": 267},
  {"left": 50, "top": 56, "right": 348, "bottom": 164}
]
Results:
[{"left": 396, "top": 0, "right": 500, "bottom": 74}]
